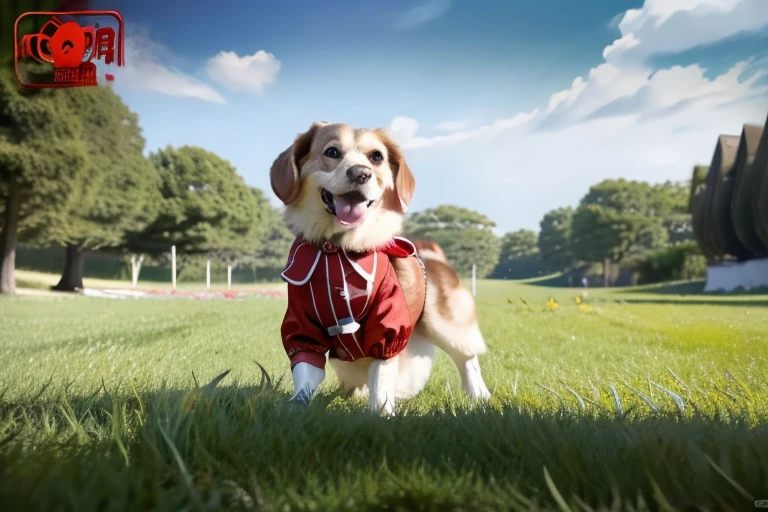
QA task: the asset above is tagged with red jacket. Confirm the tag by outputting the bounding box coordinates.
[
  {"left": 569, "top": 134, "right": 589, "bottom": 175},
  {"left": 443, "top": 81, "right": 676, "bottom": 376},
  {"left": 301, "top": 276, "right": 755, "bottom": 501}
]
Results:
[{"left": 280, "top": 236, "right": 418, "bottom": 370}]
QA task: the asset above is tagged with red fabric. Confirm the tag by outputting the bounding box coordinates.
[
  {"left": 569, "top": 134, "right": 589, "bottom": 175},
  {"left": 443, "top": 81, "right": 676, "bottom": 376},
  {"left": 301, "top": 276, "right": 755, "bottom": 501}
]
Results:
[{"left": 280, "top": 236, "right": 417, "bottom": 370}]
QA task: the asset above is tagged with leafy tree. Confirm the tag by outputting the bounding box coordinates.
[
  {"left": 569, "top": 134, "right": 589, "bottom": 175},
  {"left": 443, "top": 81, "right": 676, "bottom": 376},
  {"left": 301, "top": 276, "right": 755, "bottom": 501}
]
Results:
[
  {"left": 125, "top": 146, "right": 261, "bottom": 275},
  {"left": 652, "top": 181, "right": 693, "bottom": 244},
  {"left": 0, "top": 70, "right": 89, "bottom": 294},
  {"left": 19, "top": 85, "right": 162, "bottom": 291},
  {"left": 570, "top": 179, "right": 669, "bottom": 286},
  {"left": 404, "top": 205, "right": 501, "bottom": 277},
  {"left": 245, "top": 187, "right": 294, "bottom": 270},
  {"left": 1, "top": 0, "right": 70, "bottom": 65},
  {"left": 537, "top": 207, "right": 574, "bottom": 273},
  {"left": 0, "top": 0, "right": 87, "bottom": 295},
  {"left": 492, "top": 229, "right": 543, "bottom": 279}
]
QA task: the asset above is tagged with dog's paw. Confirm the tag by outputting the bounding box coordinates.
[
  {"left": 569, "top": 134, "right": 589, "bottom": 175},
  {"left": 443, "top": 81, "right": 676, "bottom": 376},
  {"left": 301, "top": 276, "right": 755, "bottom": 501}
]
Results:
[
  {"left": 465, "top": 381, "right": 492, "bottom": 401},
  {"left": 288, "top": 388, "right": 312, "bottom": 406}
]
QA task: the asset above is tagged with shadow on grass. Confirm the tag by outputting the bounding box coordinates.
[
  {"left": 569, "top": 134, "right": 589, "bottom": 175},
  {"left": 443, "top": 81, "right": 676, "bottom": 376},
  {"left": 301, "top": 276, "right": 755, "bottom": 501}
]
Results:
[
  {"left": 1, "top": 368, "right": 766, "bottom": 512},
  {"left": 619, "top": 298, "right": 768, "bottom": 307},
  {"left": 623, "top": 280, "right": 707, "bottom": 295}
]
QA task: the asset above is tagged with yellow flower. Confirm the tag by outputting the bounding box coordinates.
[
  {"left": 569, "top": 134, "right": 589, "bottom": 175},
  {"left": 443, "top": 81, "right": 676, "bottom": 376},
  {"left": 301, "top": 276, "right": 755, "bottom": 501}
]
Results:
[
  {"left": 546, "top": 298, "right": 559, "bottom": 311},
  {"left": 579, "top": 303, "right": 593, "bottom": 312},
  {"left": 574, "top": 296, "right": 582, "bottom": 305}
]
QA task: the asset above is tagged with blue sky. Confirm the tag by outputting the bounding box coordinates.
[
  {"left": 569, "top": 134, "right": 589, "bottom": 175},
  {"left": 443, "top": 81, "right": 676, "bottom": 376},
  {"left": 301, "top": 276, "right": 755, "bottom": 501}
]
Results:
[{"left": 88, "top": 0, "right": 768, "bottom": 234}]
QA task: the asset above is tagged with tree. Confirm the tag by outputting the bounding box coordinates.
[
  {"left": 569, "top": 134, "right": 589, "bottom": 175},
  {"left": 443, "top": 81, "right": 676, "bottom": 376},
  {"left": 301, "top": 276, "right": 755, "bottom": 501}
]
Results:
[
  {"left": 125, "top": 146, "right": 261, "bottom": 274},
  {"left": 1, "top": 0, "right": 73, "bottom": 66},
  {"left": 492, "top": 229, "right": 543, "bottom": 279},
  {"left": 243, "top": 187, "right": 294, "bottom": 272},
  {"left": 537, "top": 207, "right": 574, "bottom": 273},
  {"left": 0, "top": 69, "right": 89, "bottom": 294},
  {"left": 18, "top": 85, "right": 162, "bottom": 291},
  {"left": 570, "top": 179, "right": 668, "bottom": 286},
  {"left": 652, "top": 181, "right": 693, "bottom": 244},
  {"left": 404, "top": 205, "right": 501, "bottom": 278}
]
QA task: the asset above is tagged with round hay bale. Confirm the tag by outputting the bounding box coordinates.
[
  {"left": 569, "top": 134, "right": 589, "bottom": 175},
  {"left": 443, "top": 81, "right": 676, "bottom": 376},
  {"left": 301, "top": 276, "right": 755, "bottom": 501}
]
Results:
[
  {"left": 690, "top": 165, "right": 714, "bottom": 261},
  {"left": 703, "top": 134, "right": 747, "bottom": 261},
  {"left": 688, "top": 165, "right": 709, "bottom": 213},
  {"left": 730, "top": 122, "right": 767, "bottom": 257},
  {"left": 753, "top": 113, "right": 768, "bottom": 251}
]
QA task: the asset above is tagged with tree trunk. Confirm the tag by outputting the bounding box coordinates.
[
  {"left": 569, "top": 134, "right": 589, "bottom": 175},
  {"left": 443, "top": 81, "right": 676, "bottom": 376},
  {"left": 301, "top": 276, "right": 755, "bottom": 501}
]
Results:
[
  {"left": 0, "top": 176, "right": 21, "bottom": 296},
  {"left": 53, "top": 244, "right": 85, "bottom": 291},
  {"left": 131, "top": 254, "right": 144, "bottom": 288},
  {"left": 603, "top": 257, "right": 611, "bottom": 287}
]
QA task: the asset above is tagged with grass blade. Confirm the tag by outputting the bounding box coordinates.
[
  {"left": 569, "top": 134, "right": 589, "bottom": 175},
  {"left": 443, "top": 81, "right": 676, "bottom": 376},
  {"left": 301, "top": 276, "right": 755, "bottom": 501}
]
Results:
[
  {"left": 705, "top": 454, "right": 752, "bottom": 501},
  {"left": 544, "top": 466, "right": 573, "bottom": 512},
  {"left": 650, "top": 381, "right": 685, "bottom": 413},
  {"left": 609, "top": 385, "right": 623, "bottom": 418}
]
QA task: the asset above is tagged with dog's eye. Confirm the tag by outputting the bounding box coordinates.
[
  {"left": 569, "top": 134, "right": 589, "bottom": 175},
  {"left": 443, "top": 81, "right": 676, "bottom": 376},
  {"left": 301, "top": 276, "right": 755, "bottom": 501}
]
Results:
[
  {"left": 324, "top": 147, "right": 341, "bottom": 159},
  {"left": 370, "top": 151, "right": 384, "bottom": 163}
]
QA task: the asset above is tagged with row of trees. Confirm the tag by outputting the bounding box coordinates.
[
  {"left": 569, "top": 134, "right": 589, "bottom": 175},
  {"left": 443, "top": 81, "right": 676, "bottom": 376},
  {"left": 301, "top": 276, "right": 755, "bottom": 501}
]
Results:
[
  {"left": 403, "top": 180, "right": 692, "bottom": 286},
  {"left": 1, "top": 58, "right": 694, "bottom": 293},
  {"left": 0, "top": 67, "right": 293, "bottom": 295}
]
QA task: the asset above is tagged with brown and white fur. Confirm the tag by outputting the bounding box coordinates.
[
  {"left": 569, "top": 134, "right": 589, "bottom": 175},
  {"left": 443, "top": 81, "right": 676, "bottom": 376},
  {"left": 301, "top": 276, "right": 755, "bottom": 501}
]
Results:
[{"left": 270, "top": 122, "right": 491, "bottom": 415}]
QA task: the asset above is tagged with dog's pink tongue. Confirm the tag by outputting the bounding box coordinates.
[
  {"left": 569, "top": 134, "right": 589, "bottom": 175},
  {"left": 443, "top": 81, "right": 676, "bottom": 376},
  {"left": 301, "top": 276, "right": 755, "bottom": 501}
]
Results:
[{"left": 334, "top": 196, "right": 367, "bottom": 226}]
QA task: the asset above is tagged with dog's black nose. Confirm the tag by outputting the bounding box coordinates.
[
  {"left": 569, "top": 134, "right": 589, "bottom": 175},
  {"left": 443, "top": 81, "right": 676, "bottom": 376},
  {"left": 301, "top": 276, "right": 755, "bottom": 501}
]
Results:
[{"left": 347, "top": 165, "right": 372, "bottom": 185}]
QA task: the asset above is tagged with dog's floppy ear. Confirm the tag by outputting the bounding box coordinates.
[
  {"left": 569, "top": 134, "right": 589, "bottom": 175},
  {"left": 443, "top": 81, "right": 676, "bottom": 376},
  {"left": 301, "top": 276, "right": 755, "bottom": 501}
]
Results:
[
  {"left": 376, "top": 129, "right": 415, "bottom": 213},
  {"left": 270, "top": 122, "right": 324, "bottom": 205}
]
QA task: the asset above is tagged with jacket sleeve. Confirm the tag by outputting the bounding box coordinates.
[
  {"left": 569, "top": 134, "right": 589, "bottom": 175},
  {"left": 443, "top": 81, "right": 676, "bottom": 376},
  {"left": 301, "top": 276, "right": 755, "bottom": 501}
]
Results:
[
  {"left": 362, "top": 260, "right": 414, "bottom": 359},
  {"left": 281, "top": 285, "right": 329, "bottom": 370},
  {"left": 280, "top": 240, "right": 329, "bottom": 370}
]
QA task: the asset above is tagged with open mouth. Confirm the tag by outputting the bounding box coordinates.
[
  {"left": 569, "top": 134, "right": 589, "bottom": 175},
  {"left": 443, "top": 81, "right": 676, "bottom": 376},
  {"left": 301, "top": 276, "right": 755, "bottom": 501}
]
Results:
[{"left": 321, "top": 188, "right": 375, "bottom": 228}]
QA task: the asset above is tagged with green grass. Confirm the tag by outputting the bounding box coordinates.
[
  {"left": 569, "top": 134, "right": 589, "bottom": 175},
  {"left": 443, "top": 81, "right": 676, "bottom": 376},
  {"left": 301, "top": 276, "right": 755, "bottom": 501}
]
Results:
[{"left": 1, "top": 275, "right": 768, "bottom": 511}]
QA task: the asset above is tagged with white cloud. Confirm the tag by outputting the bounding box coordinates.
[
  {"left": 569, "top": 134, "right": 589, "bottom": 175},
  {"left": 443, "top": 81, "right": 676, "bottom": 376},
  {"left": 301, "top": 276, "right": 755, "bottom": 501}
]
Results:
[
  {"left": 434, "top": 120, "right": 468, "bottom": 132},
  {"left": 111, "top": 26, "right": 226, "bottom": 104},
  {"left": 605, "top": 0, "right": 768, "bottom": 65},
  {"left": 385, "top": 0, "right": 768, "bottom": 232},
  {"left": 205, "top": 50, "right": 281, "bottom": 96},
  {"left": 394, "top": 0, "right": 451, "bottom": 29},
  {"left": 389, "top": 110, "right": 538, "bottom": 149}
]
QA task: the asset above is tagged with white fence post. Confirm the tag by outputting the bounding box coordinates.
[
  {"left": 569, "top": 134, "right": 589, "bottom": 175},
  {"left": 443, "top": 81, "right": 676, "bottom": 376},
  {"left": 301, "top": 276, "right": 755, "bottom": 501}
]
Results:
[
  {"left": 171, "top": 246, "right": 176, "bottom": 291},
  {"left": 472, "top": 263, "right": 476, "bottom": 297},
  {"left": 131, "top": 254, "right": 144, "bottom": 288},
  {"left": 206, "top": 260, "right": 211, "bottom": 291},
  {"left": 227, "top": 265, "right": 232, "bottom": 290}
]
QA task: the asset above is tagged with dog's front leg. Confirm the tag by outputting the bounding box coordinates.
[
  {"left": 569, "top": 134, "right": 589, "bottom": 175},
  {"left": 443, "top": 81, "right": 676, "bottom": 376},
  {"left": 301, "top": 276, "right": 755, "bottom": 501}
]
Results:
[
  {"left": 368, "top": 356, "right": 399, "bottom": 416},
  {"left": 289, "top": 362, "right": 325, "bottom": 405}
]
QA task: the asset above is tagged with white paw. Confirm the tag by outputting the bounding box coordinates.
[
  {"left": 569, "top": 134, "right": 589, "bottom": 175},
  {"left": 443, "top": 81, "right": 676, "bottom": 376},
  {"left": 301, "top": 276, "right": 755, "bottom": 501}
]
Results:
[{"left": 467, "top": 382, "right": 492, "bottom": 401}]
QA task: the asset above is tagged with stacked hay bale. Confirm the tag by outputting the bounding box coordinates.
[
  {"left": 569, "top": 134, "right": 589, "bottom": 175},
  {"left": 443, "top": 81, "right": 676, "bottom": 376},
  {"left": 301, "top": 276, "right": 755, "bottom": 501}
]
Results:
[
  {"left": 753, "top": 114, "right": 768, "bottom": 252},
  {"left": 689, "top": 164, "right": 711, "bottom": 258},
  {"left": 694, "top": 135, "right": 740, "bottom": 262},
  {"left": 730, "top": 122, "right": 767, "bottom": 258},
  {"left": 707, "top": 130, "right": 752, "bottom": 261}
]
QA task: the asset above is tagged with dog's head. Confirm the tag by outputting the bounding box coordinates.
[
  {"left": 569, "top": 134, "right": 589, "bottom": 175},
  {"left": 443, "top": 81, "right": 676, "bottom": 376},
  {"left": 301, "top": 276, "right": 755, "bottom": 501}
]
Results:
[{"left": 270, "top": 122, "right": 415, "bottom": 252}]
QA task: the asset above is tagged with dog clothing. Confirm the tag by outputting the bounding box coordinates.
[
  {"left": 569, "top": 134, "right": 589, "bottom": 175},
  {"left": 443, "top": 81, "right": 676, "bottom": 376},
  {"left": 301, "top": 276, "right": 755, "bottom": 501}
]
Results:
[{"left": 280, "top": 236, "right": 420, "bottom": 370}]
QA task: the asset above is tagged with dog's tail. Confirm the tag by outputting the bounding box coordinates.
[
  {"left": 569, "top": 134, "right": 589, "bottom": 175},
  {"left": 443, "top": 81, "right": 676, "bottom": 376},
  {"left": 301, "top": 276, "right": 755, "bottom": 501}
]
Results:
[{"left": 411, "top": 238, "right": 448, "bottom": 263}]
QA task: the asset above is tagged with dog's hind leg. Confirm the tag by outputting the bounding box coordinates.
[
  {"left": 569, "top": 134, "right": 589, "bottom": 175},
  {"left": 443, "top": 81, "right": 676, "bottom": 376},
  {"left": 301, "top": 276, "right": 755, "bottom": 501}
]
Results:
[
  {"left": 329, "top": 357, "right": 372, "bottom": 398},
  {"left": 424, "top": 321, "right": 492, "bottom": 400}
]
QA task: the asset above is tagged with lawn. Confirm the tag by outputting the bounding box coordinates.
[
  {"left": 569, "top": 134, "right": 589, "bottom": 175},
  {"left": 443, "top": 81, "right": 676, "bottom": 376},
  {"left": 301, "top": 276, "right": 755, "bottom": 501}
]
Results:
[{"left": 1, "top": 274, "right": 767, "bottom": 511}]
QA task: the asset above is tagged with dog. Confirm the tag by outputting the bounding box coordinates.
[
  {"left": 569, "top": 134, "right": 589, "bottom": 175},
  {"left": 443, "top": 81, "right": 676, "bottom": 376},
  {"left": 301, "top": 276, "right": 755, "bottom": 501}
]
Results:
[{"left": 270, "top": 121, "right": 491, "bottom": 415}]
